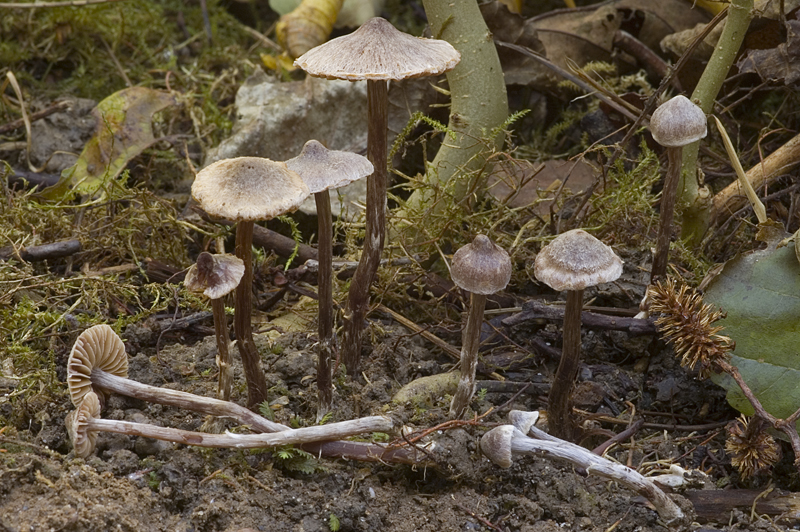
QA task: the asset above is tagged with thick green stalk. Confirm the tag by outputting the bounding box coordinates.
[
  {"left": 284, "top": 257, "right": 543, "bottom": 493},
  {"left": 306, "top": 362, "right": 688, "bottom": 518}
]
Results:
[
  {"left": 404, "top": 0, "right": 508, "bottom": 215},
  {"left": 680, "top": 0, "right": 754, "bottom": 242}
]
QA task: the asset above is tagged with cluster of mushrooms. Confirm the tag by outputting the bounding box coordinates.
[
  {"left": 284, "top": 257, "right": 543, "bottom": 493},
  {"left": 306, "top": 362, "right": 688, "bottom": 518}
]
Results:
[{"left": 62, "top": 16, "right": 711, "bottom": 526}]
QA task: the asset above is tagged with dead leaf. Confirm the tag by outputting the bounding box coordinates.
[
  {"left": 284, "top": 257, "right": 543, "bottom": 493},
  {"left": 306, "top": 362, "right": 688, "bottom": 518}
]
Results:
[{"left": 738, "top": 9, "right": 800, "bottom": 87}]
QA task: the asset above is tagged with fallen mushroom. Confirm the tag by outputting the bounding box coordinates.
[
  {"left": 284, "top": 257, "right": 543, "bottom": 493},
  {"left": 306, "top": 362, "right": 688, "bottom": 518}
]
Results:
[
  {"left": 480, "top": 413, "right": 685, "bottom": 525},
  {"left": 184, "top": 251, "right": 245, "bottom": 402},
  {"left": 295, "top": 17, "right": 460, "bottom": 375},
  {"left": 534, "top": 229, "right": 622, "bottom": 440},
  {"left": 285, "top": 140, "right": 373, "bottom": 419},
  {"left": 448, "top": 235, "right": 512, "bottom": 418},
  {"left": 649, "top": 95, "right": 707, "bottom": 283},
  {"left": 67, "top": 390, "right": 395, "bottom": 457},
  {"left": 192, "top": 157, "right": 310, "bottom": 407}
]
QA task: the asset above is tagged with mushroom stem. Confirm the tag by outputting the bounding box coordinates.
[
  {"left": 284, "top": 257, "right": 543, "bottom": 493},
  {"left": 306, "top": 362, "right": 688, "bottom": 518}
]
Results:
[
  {"left": 85, "top": 415, "right": 394, "bottom": 449},
  {"left": 211, "top": 297, "right": 233, "bottom": 402},
  {"left": 450, "top": 292, "right": 487, "bottom": 418},
  {"left": 547, "top": 288, "right": 584, "bottom": 441},
  {"left": 482, "top": 426, "right": 685, "bottom": 525},
  {"left": 341, "top": 79, "right": 389, "bottom": 376},
  {"left": 651, "top": 146, "right": 682, "bottom": 283},
  {"left": 314, "top": 189, "right": 334, "bottom": 418},
  {"left": 234, "top": 220, "right": 269, "bottom": 407}
]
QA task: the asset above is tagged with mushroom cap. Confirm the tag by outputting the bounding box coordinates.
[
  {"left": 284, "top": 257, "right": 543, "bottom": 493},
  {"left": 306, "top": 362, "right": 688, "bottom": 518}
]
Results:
[
  {"left": 650, "top": 95, "right": 707, "bottom": 148},
  {"left": 185, "top": 252, "right": 245, "bottom": 299},
  {"left": 66, "top": 390, "right": 101, "bottom": 458},
  {"left": 480, "top": 425, "right": 515, "bottom": 468},
  {"left": 534, "top": 229, "right": 623, "bottom": 291},
  {"left": 294, "top": 17, "right": 460, "bottom": 81},
  {"left": 451, "top": 235, "right": 512, "bottom": 295},
  {"left": 509, "top": 410, "right": 540, "bottom": 435},
  {"left": 285, "top": 140, "right": 373, "bottom": 194},
  {"left": 67, "top": 324, "right": 128, "bottom": 407},
  {"left": 191, "top": 157, "right": 310, "bottom": 222}
]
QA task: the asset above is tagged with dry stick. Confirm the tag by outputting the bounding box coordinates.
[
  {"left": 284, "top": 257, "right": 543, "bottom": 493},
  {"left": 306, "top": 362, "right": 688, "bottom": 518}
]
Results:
[
  {"left": 315, "top": 189, "right": 334, "bottom": 417},
  {"left": 341, "top": 79, "right": 388, "bottom": 375},
  {"left": 0, "top": 100, "right": 69, "bottom": 135},
  {"left": 0, "top": 0, "right": 127, "bottom": 7},
  {"left": 234, "top": 220, "right": 269, "bottom": 407},
  {"left": 85, "top": 415, "right": 393, "bottom": 449},
  {"left": 502, "top": 300, "right": 657, "bottom": 336},
  {"left": 0, "top": 239, "right": 81, "bottom": 262}
]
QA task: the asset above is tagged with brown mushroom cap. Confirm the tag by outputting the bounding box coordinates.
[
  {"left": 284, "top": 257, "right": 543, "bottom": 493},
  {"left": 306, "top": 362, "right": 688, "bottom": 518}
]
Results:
[
  {"left": 480, "top": 425, "right": 515, "bottom": 468},
  {"left": 185, "top": 252, "right": 245, "bottom": 299},
  {"left": 650, "top": 95, "right": 707, "bottom": 148},
  {"left": 294, "top": 17, "right": 460, "bottom": 81},
  {"left": 67, "top": 324, "right": 129, "bottom": 407},
  {"left": 191, "top": 157, "right": 310, "bottom": 222},
  {"left": 66, "top": 390, "right": 101, "bottom": 458},
  {"left": 285, "top": 140, "right": 374, "bottom": 194},
  {"left": 534, "top": 229, "right": 623, "bottom": 292},
  {"left": 451, "top": 235, "right": 512, "bottom": 295}
]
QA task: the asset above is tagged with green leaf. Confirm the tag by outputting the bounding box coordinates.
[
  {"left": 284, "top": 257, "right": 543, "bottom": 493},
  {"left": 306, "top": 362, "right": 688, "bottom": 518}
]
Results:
[{"left": 704, "top": 241, "right": 800, "bottom": 422}]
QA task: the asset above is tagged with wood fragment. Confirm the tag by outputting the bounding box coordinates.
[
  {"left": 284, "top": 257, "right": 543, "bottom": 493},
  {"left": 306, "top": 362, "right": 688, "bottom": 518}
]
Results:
[
  {"left": 685, "top": 489, "right": 800, "bottom": 521},
  {"left": 0, "top": 239, "right": 81, "bottom": 262},
  {"left": 502, "top": 299, "right": 657, "bottom": 336}
]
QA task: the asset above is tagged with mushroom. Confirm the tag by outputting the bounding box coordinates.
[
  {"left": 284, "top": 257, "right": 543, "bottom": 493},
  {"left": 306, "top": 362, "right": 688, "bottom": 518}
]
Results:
[
  {"left": 67, "top": 390, "right": 395, "bottom": 456},
  {"left": 534, "top": 229, "right": 623, "bottom": 440},
  {"left": 649, "top": 95, "right": 707, "bottom": 282},
  {"left": 192, "top": 157, "right": 310, "bottom": 407},
  {"left": 295, "top": 17, "right": 460, "bottom": 375},
  {"left": 285, "top": 140, "right": 373, "bottom": 419},
  {"left": 184, "top": 251, "right": 245, "bottom": 402},
  {"left": 448, "top": 235, "right": 512, "bottom": 418},
  {"left": 480, "top": 413, "right": 684, "bottom": 525}
]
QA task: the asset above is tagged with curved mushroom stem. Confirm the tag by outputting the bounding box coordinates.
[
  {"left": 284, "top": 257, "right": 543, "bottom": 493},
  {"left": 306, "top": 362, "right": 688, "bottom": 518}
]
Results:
[
  {"left": 651, "top": 146, "right": 682, "bottom": 283},
  {"left": 547, "top": 288, "right": 583, "bottom": 441},
  {"left": 85, "top": 415, "right": 394, "bottom": 449},
  {"left": 341, "top": 78, "right": 389, "bottom": 376},
  {"left": 450, "top": 292, "right": 487, "bottom": 418},
  {"left": 314, "top": 189, "right": 334, "bottom": 419},
  {"left": 235, "top": 220, "right": 269, "bottom": 407}
]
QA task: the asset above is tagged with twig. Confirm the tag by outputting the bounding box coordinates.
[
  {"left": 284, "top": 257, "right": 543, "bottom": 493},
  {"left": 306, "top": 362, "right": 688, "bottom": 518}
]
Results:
[
  {"left": 502, "top": 300, "right": 657, "bottom": 336},
  {"left": 0, "top": 239, "right": 81, "bottom": 262},
  {"left": 0, "top": 101, "right": 70, "bottom": 134},
  {"left": 0, "top": 0, "right": 127, "bottom": 6}
]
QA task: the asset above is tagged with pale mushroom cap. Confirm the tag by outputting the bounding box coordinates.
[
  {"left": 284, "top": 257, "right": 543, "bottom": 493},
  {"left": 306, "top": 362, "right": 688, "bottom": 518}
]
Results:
[
  {"left": 534, "top": 229, "right": 623, "bottom": 291},
  {"left": 67, "top": 324, "right": 128, "bottom": 407},
  {"left": 480, "top": 425, "right": 515, "bottom": 468},
  {"left": 185, "top": 252, "right": 245, "bottom": 299},
  {"left": 286, "top": 140, "right": 373, "bottom": 194},
  {"left": 451, "top": 235, "right": 512, "bottom": 295},
  {"left": 294, "top": 17, "right": 460, "bottom": 81},
  {"left": 650, "top": 95, "right": 707, "bottom": 148},
  {"left": 509, "top": 410, "right": 540, "bottom": 434},
  {"left": 67, "top": 390, "right": 101, "bottom": 458},
  {"left": 192, "top": 157, "right": 310, "bottom": 222}
]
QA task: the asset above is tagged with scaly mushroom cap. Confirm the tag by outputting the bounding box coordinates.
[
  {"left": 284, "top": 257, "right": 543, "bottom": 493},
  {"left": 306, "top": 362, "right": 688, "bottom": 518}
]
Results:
[
  {"left": 66, "top": 390, "right": 101, "bottom": 458},
  {"left": 480, "top": 425, "right": 516, "bottom": 468},
  {"left": 192, "top": 157, "right": 310, "bottom": 222},
  {"left": 67, "top": 324, "right": 128, "bottom": 407},
  {"left": 294, "top": 17, "right": 460, "bottom": 81},
  {"left": 451, "top": 235, "right": 512, "bottom": 295},
  {"left": 534, "top": 229, "right": 623, "bottom": 292},
  {"left": 650, "top": 95, "right": 707, "bottom": 148},
  {"left": 286, "top": 140, "right": 374, "bottom": 194},
  {"left": 185, "top": 252, "right": 245, "bottom": 300}
]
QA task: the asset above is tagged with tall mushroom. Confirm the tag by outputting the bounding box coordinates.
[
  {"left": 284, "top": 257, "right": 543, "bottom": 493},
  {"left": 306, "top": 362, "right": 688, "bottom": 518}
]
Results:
[
  {"left": 534, "top": 229, "right": 622, "bottom": 440},
  {"left": 448, "top": 235, "right": 512, "bottom": 418},
  {"left": 184, "top": 251, "right": 245, "bottom": 402},
  {"left": 285, "top": 140, "right": 373, "bottom": 419},
  {"left": 649, "top": 95, "right": 707, "bottom": 283},
  {"left": 192, "top": 157, "right": 310, "bottom": 407},
  {"left": 295, "top": 17, "right": 460, "bottom": 375}
]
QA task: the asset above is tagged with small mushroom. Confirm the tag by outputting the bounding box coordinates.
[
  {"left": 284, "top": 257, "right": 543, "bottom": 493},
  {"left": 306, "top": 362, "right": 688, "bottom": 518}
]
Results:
[
  {"left": 185, "top": 252, "right": 244, "bottom": 403},
  {"left": 192, "top": 157, "right": 310, "bottom": 407},
  {"left": 534, "top": 229, "right": 622, "bottom": 440},
  {"left": 67, "top": 389, "right": 395, "bottom": 456},
  {"left": 649, "top": 95, "right": 707, "bottom": 282},
  {"left": 448, "top": 235, "right": 512, "bottom": 418},
  {"left": 480, "top": 418, "right": 684, "bottom": 525},
  {"left": 286, "top": 140, "right": 373, "bottom": 419},
  {"left": 67, "top": 323, "right": 129, "bottom": 407},
  {"left": 295, "top": 17, "right": 460, "bottom": 376}
]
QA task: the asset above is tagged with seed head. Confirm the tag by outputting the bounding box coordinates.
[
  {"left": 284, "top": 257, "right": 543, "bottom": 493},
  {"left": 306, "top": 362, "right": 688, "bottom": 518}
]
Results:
[{"left": 726, "top": 415, "right": 781, "bottom": 479}]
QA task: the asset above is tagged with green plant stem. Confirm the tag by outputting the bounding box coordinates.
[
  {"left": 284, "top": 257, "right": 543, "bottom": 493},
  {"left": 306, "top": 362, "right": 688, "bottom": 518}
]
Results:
[
  {"left": 548, "top": 289, "right": 584, "bottom": 442},
  {"left": 403, "top": 0, "right": 508, "bottom": 216},
  {"left": 680, "top": 0, "right": 754, "bottom": 242}
]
